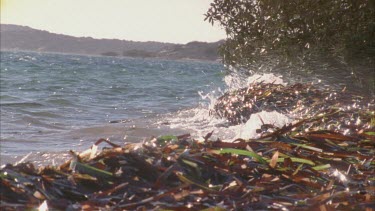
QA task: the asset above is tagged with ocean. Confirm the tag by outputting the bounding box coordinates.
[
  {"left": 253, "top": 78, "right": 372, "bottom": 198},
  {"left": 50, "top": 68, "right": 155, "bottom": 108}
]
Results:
[
  {"left": 0, "top": 51, "right": 373, "bottom": 166},
  {"left": 0, "top": 51, "right": 226, "bottom": 165}
]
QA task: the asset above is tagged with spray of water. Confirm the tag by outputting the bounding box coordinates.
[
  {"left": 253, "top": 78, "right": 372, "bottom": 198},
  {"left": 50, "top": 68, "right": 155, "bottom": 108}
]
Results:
[{"left": 163, "top": 71, "right": 293, "bottom": 141}]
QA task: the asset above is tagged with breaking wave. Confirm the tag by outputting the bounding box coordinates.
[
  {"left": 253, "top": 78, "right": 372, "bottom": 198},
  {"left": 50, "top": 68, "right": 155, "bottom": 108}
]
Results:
[{"left": 162, "top": 72, "right": 294, "bottom": 141}]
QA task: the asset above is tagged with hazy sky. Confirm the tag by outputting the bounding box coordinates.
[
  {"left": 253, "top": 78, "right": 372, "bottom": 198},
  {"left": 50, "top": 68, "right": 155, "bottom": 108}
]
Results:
[{"left": 0, "top": 0, "right": 226, "bottom": 44}]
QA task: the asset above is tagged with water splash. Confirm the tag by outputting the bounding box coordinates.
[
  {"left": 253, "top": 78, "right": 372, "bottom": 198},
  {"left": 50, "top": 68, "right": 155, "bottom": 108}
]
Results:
[
  {"left": 164, "top": 72, "right": 292, "bottom": 141},
  {"left": 246, "top": 73, "right": 287, "bottom": 86},
  {"left": 234, "top": 111, "right": 292, "bottom": 140}
]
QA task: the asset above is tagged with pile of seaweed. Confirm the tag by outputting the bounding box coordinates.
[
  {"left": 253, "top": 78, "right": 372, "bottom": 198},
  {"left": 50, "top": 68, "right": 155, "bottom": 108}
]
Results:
[
  {"left": 1, "top": 84, "right": 375, "bottom": 210},
  {"left": 213, "top": 82, "right": 368, "bottom": 125}
]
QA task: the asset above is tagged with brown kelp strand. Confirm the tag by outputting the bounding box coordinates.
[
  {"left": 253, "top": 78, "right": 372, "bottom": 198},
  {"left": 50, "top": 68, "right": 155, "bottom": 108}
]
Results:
[{"left": 1, "top": 104, "right": 374, "bottom": 210}]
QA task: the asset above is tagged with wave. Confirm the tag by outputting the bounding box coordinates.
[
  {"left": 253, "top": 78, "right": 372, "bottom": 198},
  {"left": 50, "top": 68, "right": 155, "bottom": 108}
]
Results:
[
  {"left": 161, "top": 72, "right": 294, "bottom": 141},
  {"left": 0, "top": 102, "right": 44, "bottom": 108},
  {"left": 22, "top": 110, "right": 63, "bottom": 118},
  {"left": 45, "top": 98, "right": 75, "bottom": 107},
  {"left": 0, "top": 95, "right": 22, "bottom": 101}
]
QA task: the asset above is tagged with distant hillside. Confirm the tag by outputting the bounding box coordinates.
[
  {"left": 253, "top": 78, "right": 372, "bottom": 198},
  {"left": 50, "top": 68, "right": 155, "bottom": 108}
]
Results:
[{"left": 0, "top": 24, "right": 223, "bottom": 61}]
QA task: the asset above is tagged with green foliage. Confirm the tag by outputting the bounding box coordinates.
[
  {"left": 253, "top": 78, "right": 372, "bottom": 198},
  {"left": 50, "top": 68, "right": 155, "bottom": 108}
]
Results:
[
  {"left": 157, "top": 135, "right": 178, "bottom": 146},
  {"left": 205, "top": 0, "right": 375, "bottom": 68},
  {"left": 214, "top": 148, "right": 267, "bottom": 164}
]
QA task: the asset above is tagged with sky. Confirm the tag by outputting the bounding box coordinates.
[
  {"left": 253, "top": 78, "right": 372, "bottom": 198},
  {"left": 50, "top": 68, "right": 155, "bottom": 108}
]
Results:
[{"left": 0, "top": 0, "right": 227, "bottom": 44}]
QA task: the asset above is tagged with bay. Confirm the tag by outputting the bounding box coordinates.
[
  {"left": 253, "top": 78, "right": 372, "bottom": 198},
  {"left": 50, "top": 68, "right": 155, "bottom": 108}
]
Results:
[{"left": 0, "top": 51, "right": 224, "bottom": 165}]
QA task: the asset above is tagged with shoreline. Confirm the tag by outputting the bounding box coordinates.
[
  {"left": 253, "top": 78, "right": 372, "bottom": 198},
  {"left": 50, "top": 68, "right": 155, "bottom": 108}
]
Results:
[
  {"left": 0, "top": 119, "right": 191, "bottom": 167},
  {"left": 1, "top": 105, "right": 374, "bottom": 209}
]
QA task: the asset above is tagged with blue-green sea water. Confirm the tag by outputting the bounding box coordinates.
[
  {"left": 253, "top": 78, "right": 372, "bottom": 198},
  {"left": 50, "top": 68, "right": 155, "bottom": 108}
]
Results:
[{"left": 0, "top": 51, "right": 225, "bottom": 164}]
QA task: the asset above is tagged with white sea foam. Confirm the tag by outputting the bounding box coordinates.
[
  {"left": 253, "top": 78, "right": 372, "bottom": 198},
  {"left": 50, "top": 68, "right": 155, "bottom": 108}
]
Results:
[
  {"left": 246, "top": 73, "right": 287, "bottom": 86},
  {"left": 164, "top": 72, "right": 293, "bottom": 142},
  {"left": 223, "top": 67, "right": 287, "bottom": 91},
  {"left": 233, "top": 111, "right": 292, "bottom": 140}
]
